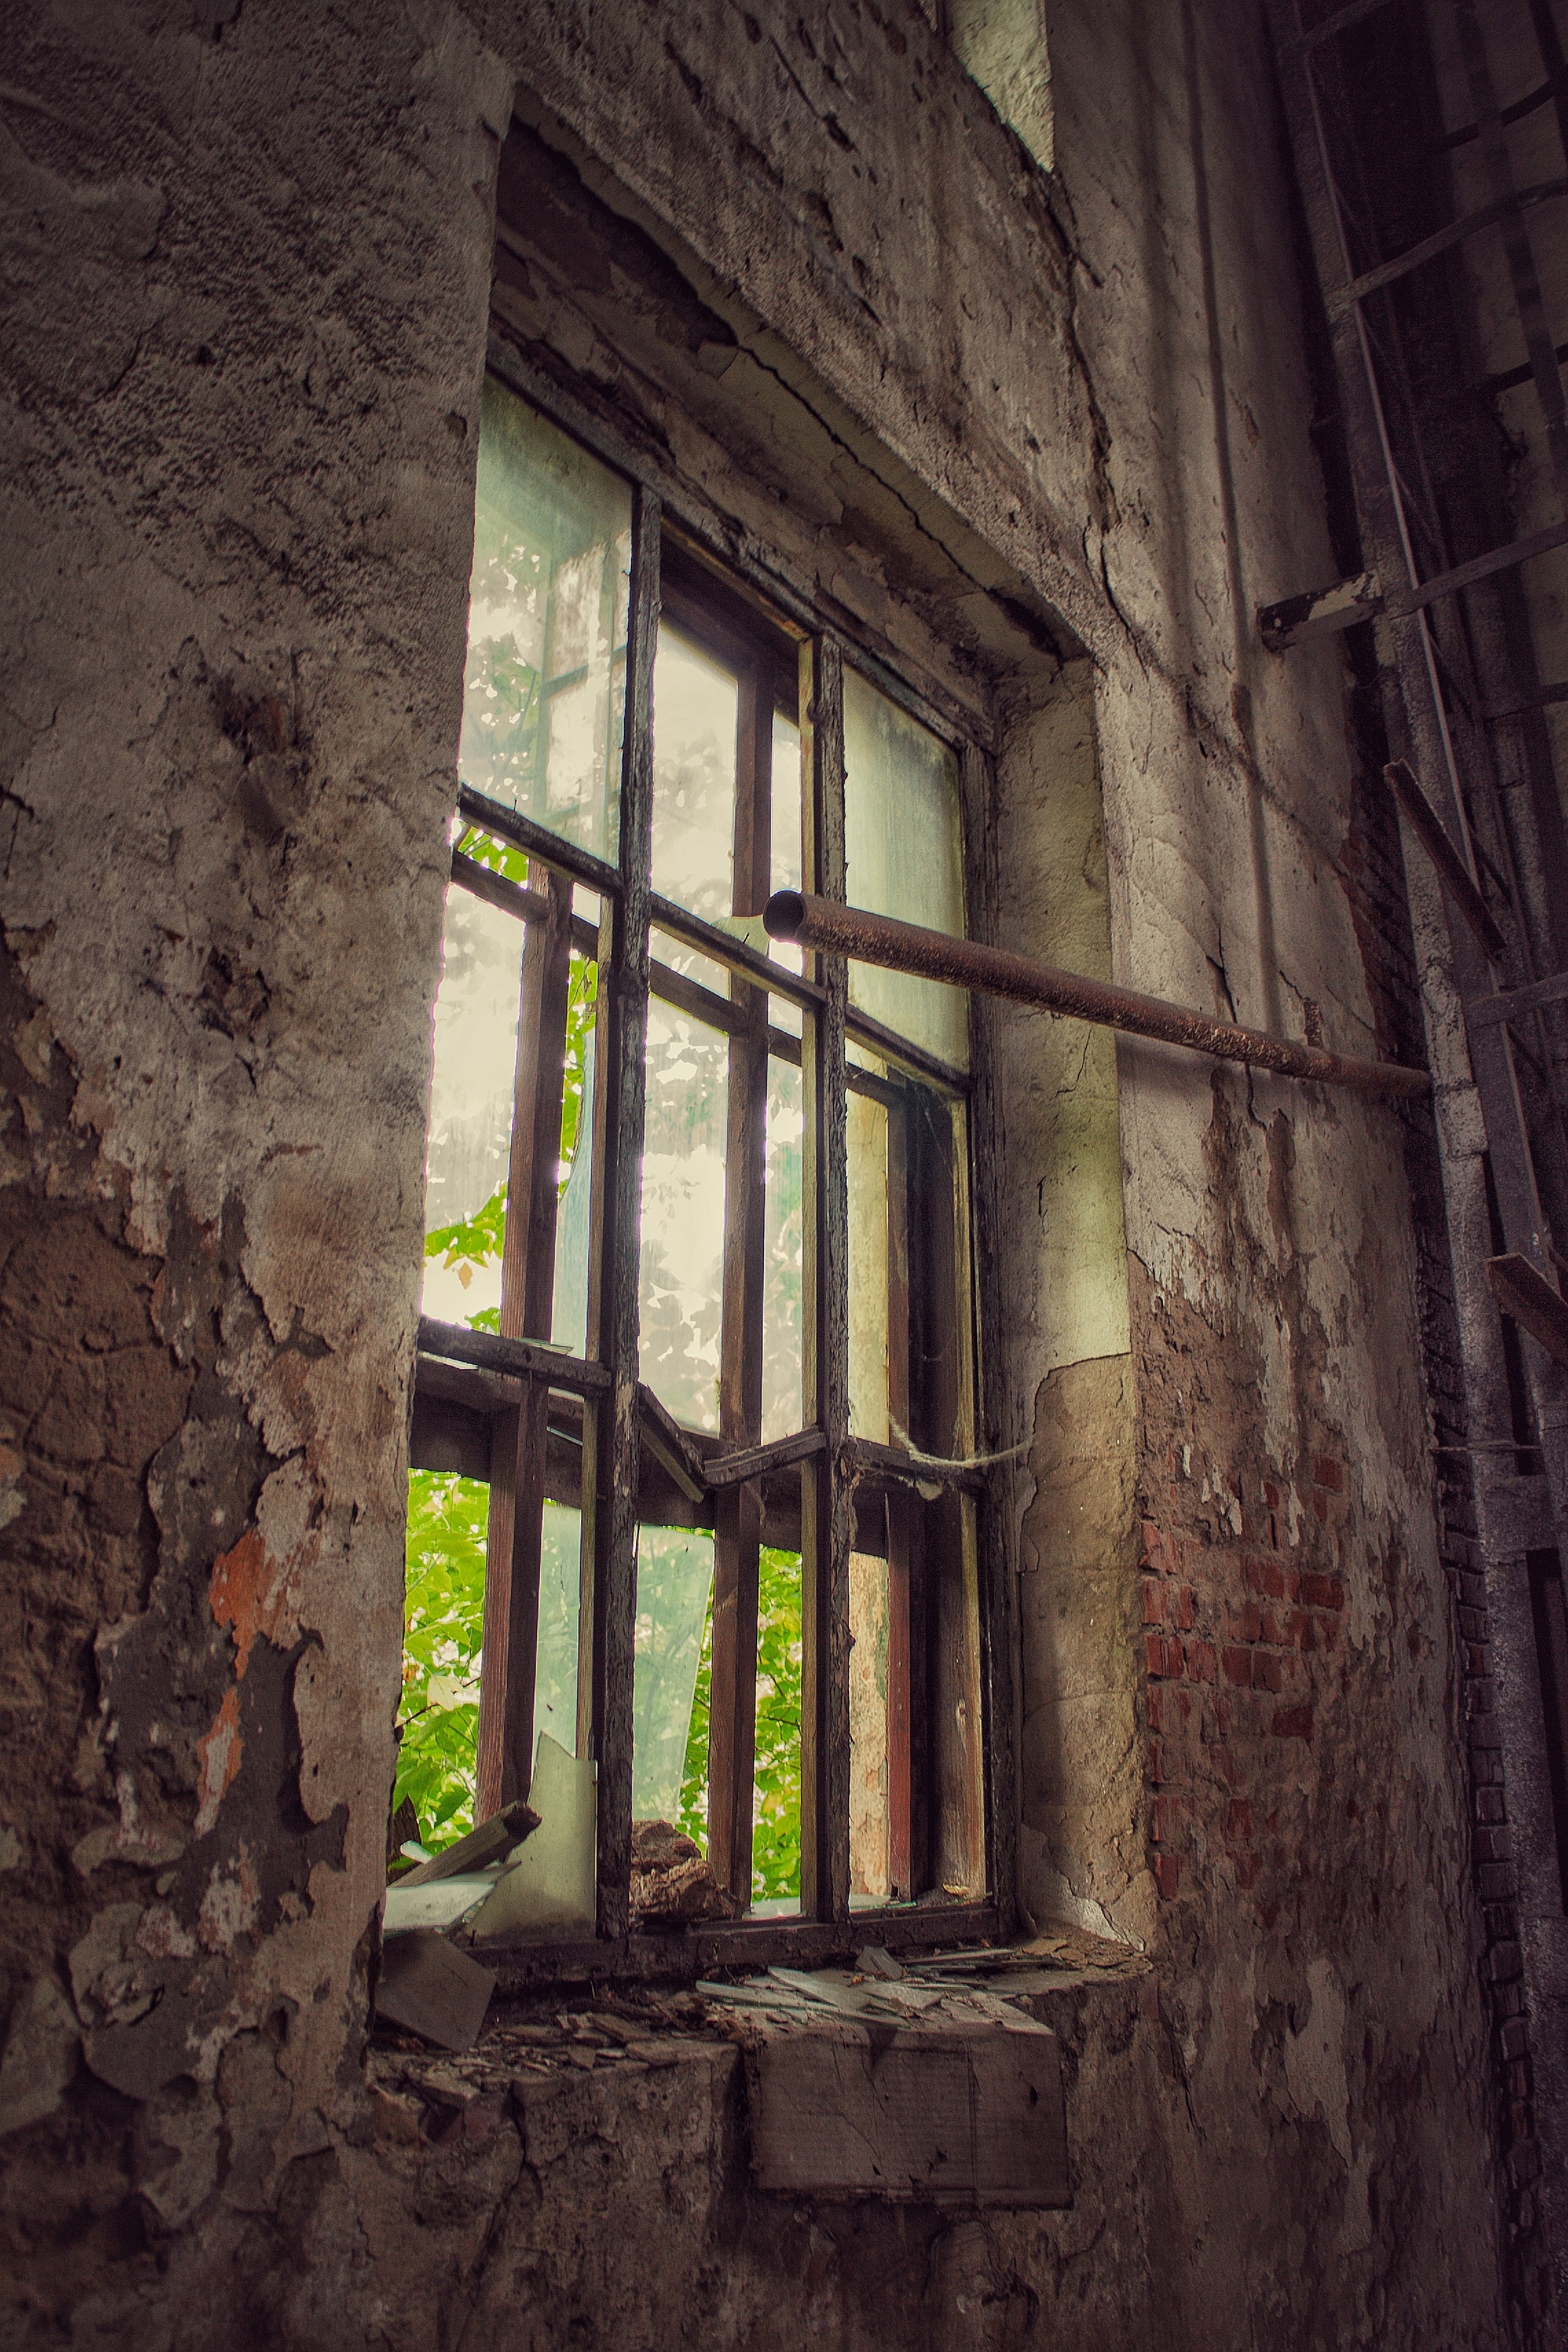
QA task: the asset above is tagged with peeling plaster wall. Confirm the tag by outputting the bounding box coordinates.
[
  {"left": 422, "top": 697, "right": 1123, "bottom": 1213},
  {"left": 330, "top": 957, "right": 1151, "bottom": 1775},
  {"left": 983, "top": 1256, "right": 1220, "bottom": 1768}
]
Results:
[{"left": 0, "top": 0, "right": 1511, "bottom": 2345}]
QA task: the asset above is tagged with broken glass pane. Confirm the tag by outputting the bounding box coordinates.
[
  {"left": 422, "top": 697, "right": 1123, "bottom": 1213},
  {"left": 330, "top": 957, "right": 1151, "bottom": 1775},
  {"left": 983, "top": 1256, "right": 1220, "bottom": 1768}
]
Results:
[
  {"left": 640, "top": 1001, "right": 729, "bottom": 1432},
  {"left": 633, "top": 1526, "right": 716, "bottom": 1823},
  {"left": 652, "top": 626, "right": 737, "bottom": 923},
  {"left": 846, "top": 1081, "right": 890, "bottom": 1442},
  {"left": 842, "top": 665, "right": 968, "bottom": 1068},
  {"left": 753, "top": 1546, "right": 802, "bottom": 1909},
  {"left": 420, "top": 884, "right": 521, "bottom": 1331},
  {"left": 762, "top": 1054, "right": 805, "bottom": 1444},
  {"left": 461, "top": 378, "right": 631, "bottom": 863}
]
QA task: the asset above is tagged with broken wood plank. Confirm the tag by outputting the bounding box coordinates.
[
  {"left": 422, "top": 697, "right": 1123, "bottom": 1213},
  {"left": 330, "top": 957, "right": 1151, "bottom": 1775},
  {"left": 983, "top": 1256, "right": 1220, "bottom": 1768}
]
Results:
[
  {"left": 704, "top": 1427, "right": 827, "bottom": 1490},
  {"left": 376, "top": 1929, "right": 496, "bottom": 2053},
  {"left": 745, "top": 2018, "right": 1068, "bottom": 2205},
  {"left": 1487, "top": 1252, "right": 1568, "bottom": 1370},
  {"left": 417, "top": 1315, "right": 611, "bottom": 1394},
  {"left": 394, "top": 1800, "right": 541, "bottom": 1888},
  {"left": 636, "top": 1382, "right": 709, "bottom": 1504}
]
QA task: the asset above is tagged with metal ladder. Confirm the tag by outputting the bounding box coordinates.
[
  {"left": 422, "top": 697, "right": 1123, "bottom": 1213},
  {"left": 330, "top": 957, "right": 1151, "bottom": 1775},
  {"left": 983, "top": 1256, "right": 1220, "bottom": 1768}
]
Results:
[{"left": 1266, "top": 0, "right": 1568, "bottom": 2326}]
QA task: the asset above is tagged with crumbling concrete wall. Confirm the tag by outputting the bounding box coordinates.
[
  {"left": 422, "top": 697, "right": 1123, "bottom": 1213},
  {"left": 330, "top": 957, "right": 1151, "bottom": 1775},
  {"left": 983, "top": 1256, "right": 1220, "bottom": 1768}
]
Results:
[{"left": 0, "top": 0, "right": 1511, "bottom": 2344}]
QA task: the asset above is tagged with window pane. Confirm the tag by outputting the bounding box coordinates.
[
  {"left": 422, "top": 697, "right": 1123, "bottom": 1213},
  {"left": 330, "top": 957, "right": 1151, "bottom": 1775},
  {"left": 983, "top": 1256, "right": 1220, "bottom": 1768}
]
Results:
[
  {"left": 633, "top": 1526, "right": 715, "bottom": 1823},
  {"left": 846, "top": 1083, "right": 890, "bottom": 1442},
  {"left": 849, "top": 1550, "right": 890, "bottom": 1900},
  {"left": 460, "top": 377, "right": 631, "bottom": 862},
  {"left": 762, "top": 1055, "right": 805, "bottom": 1443},
  {"left": 652, "top": 626, "right": 737, "bottom": 920},
  {"left": 769, "top": 704, "right": 805, "bottom": 1006},
  {"left": 534, "top": 1501, "right": 583, "bottom": 1756},
  {"left": 640, "top": 1002, "right": 729, "bottom": 1430},
  {"left": 842, "top": 667, "right": 968, "bottom": 1068},
  {"left": 420, "top": 885, "right": 521, "bottom": 1331},
  {"left": 550, "top": 969, "right": 596, "bottom": 1357}
]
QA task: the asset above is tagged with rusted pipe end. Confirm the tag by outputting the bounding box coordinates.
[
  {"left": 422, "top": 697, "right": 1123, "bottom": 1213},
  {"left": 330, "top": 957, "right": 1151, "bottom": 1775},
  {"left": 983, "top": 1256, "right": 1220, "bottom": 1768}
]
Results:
[{"left": 764, "top": 889, "right": 805, "bottom": 942}]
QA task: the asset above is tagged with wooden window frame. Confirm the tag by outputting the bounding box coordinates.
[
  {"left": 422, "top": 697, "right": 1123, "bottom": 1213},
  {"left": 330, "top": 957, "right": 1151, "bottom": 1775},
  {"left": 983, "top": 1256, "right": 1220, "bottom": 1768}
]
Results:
[{"left": 410, "top": 356, "right": 1014, "bottom": 1971}]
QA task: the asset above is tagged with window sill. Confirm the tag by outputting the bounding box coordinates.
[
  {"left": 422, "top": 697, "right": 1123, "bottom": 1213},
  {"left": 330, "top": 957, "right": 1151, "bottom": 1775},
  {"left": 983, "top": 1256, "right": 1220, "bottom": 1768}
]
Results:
[{"left": 471, "top": 1899, "right": 1005, "bottom": 1992}]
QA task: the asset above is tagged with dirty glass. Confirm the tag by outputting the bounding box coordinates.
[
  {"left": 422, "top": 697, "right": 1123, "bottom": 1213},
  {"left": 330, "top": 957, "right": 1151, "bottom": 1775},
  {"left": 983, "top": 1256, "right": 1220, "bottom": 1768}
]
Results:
[
  {"left": 640, "top": 1001, "right": 729, "bottom": 1431},
  {"left": 652, "top": 626, "right": 737, "bottom": 922},
  {"left": 848, "top": 1549, "right": 890, "bottom": 1901},
  {"left": 459, "top": 377, "right": 632, "bottom": 863},
  {"left": 420, "top": 883, "right": 521, "bottom": 1331},
  {"left": 632, "top": 1527, "right": 716, "bottom": 1823},
  {"left": 533, "top": 1501, "right": 583, "bottom": 1758},
  {"left": 761, "top": 1054, "right": 805, "bottom": 1444},
  {"left": 842, "top": 665, "right": 968, "bottom": 1068},
  {"left": 846, "top": 1081, "right": 890, "bottom": 1443},
  {"left": 768, "top": 704, "right": 805, "bottom": 1024}
]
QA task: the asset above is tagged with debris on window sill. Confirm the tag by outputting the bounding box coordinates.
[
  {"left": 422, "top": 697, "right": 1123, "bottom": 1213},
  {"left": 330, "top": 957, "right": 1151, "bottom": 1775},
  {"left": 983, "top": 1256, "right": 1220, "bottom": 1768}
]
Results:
[{"left": 629, "top": 1820, "right": 741, "bottom": 1927}]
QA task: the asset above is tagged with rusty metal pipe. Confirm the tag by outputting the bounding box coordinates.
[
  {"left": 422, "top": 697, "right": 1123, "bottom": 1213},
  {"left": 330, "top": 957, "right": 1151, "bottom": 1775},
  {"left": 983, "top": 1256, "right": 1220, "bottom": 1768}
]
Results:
[{"left": 763, "top": 890, "right": 1430, "bottom": 1099}]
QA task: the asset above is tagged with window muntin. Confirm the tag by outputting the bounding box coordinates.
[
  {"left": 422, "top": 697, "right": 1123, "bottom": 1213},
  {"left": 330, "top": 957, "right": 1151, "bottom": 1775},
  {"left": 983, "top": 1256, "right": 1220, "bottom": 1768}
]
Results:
[{"left": 404, "top": 373, "right": 991, "bottom": 1946}]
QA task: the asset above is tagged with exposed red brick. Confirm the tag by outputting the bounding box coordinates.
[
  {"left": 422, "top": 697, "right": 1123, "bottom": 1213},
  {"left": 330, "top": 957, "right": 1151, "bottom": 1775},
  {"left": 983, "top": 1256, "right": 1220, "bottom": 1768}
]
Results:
[
  {"left": 1174, "top": 1584, "right": 1195, "bottom": 1632},
  {"left": 1272, "top": 1703, "right": 1315, "bottom": 1739},
  {"left": 1301, "top": 1572, "right": 1344, "bottom": 1610},
  {"left": 1221, "top": 1645, "right": 1253, "bottom": 1687},
  {"left": 1187, "top": 1641, "right": 1217, "bottom": 1684},
  {"left": 1245, "top": 1555, "right": 1286, "bottom": 1600},
  {"left": 1227, "top": 1798, "right": 1253, "bottom": 1842},
  {"left": 1312, "top": 1455, "right": 1344, "bottom": 1491},
  {"left": 1254, "top": 1652, "right": 1284, "bottom": 1694},
  {"left": 1153, "top": 1853, "right": 1181, "bottom": 1900},
  {"left": 1143, "top": 1578, "right": 1165, "bottom": 1625}
]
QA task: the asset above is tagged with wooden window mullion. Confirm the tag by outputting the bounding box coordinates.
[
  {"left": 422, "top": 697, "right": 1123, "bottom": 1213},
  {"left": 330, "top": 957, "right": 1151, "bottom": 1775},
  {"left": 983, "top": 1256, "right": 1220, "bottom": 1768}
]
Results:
[
  {"left": 476, "top": 864, "right": 575, "bottom": 1818},
  {"left": 885, "top": 1102, "right": 915, "bottom": 1899},
  {"left": 708, "top": 662, "right": 773, "bottom": 1903},
  {"left": 800, "top": 633, "right": 851, "bottom": 1923},
  {"left": 582, "top": 484, "right": 658, "bottom": 1939}
]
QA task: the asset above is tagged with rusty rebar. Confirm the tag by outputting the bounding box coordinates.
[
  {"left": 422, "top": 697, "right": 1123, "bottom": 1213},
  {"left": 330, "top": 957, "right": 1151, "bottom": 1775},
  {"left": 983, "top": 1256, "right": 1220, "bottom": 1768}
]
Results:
[{"left": 763, "top": 891, "right": 1431, "bottom": 1099}]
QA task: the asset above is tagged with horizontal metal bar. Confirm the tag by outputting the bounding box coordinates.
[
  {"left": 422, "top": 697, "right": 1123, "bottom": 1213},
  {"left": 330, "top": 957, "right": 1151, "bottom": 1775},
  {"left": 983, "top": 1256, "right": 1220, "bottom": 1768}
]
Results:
[
  {"left": 1486, "top": 681, "right": 1568, "bottom": 720},
  {"left": 1384, "top": 521, "right": 1568, "bottom": 621},
  {"left": 1383, "top": 761, "right": 1508, "bottom": 963},
  {"left": 765, "top": 892, "right": 1429, "bottom": 1099},
  {"left": 456, "top": 783, "right": 622, "bottom": 899},
  {"left": 1259, "top": 570, "right": 1382, "bottom": 650},
  {"left": 1468, "top": 972, "right": 1568, "bottom": 1029},
  {"left": 416, "top": 1315, "right": 611, "bottom": 1394},
  {"left": 1439, "top": 75, "right": 1560, "bottom": 151},
  {"left": 705, "top": 1428, "right": 828, "bottom": 1491},
  {"left": 1290, "top": 0, "right": 1393, "bottom": 51},
  {"left": 1488, "top": 1253, "right": 1568, "bottom": 1372},
  {"left": 1342, "top": 176, "right": 1568, "bottom": 306}
]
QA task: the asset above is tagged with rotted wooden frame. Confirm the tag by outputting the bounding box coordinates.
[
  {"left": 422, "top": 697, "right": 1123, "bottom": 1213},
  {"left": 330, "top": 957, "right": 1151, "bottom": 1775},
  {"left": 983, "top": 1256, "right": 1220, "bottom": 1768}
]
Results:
[{"left": 414, "top": 372, "right": 1003, "bottom": 1952}]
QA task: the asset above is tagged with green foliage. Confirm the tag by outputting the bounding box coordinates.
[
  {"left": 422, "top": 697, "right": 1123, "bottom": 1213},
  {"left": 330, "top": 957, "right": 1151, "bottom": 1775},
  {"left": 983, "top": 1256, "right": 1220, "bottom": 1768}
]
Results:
[
  {"left": 395, "top": 1470, "right": 488, "bottom": 1849},
  {"left": 676, "top": 1547, "right": 802, "bottom": 1903}
]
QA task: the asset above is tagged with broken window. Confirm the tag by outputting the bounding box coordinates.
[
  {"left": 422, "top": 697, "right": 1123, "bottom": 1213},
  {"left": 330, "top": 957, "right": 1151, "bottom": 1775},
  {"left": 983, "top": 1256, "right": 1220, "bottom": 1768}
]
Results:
[{"left": 403, "top": 372, "right": 991, "bottom": 1948}]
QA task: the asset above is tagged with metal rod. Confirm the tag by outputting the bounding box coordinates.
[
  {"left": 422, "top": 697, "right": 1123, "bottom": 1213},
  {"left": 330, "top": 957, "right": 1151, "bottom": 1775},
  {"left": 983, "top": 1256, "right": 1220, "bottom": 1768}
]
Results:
[{"left": 763, "top": 890, "right": 1430, "bottom": 1099}]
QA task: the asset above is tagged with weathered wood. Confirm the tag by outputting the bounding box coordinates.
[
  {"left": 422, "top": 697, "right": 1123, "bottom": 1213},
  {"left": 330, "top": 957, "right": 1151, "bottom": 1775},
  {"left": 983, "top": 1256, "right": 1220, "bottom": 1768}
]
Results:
[
  {"left": 800, "top": 634, "right": 851, "bottom": 1924},
  {"left": 480, "top": 866, "right": 576, "bottom": 1817},
  {"left": 416, "top": 1316, "right": 609, "bottom": 1394},
  {"left": 637, "top": 1381, "right": 709, "bottom": 1505},
  {"left": 584, "top": 482, "right": 658, "bottom": 1941},
  {"left": 705, "top": 1428, "right": 827, "bottom": 1490},
  {"left": 394, "top": 1799, "right": 541, "bottom": 1887},
  {"left": 886, "top": 1102, "right": 913, "bottom": 1900},
  {"left": 374, "top": 1930, "right": 496, "bottom": 2053},
  {"left": 709, "top": 660, "right": 774, "bottom": 1903},
  {"left": 457, "top": 780, "right": 621, "bottom": 899},
  {"left": 1488, "top": 1253, "right": 1568, "bottom": 1371},
  {"left": 745, "top": 2019, "right": 1068, "bottom": 2205}
]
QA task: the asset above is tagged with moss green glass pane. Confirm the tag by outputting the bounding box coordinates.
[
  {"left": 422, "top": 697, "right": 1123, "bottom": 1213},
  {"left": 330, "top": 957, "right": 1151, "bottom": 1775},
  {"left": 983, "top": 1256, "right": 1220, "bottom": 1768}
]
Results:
[
  {"left": 846, "top": 1082, "right": 890, "bottom": 1442},
  {"left": 762, "top": 1055, "right": 805, "bottom": 1444},
  {"left": 461, "top": 377, "right": 631, "bottom": 862},
  {"left": 640, "top": 1002, "right": 729, "bottom": 1431},
  {"left": 842, "top": 666, "right": 968, "bottom": 1067},
  {"left": 652, "top": 626, "right": 737, "bottom": 921},
  {"left": 633, "top": 1527, "right": 716, "bottom": 1823}
]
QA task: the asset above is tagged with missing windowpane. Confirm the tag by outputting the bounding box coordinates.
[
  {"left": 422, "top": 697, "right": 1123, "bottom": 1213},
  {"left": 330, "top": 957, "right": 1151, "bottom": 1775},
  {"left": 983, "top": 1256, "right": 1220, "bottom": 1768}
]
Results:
[{"left": 641, "top": 1003, "right": 729, "bottom": 1430}]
